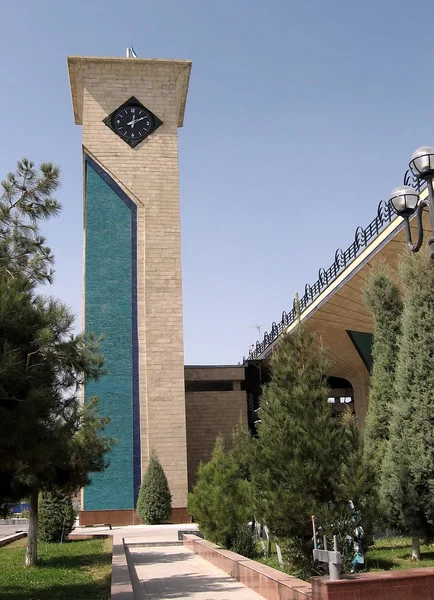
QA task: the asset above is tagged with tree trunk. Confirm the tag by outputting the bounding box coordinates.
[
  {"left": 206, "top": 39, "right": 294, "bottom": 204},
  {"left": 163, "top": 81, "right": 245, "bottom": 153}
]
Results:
[
  {"left": 25, "top": 488, "right": 39, "bottom": 567},
  {"left": 412, "top": 535, "right": 420, "bottom": 561}
]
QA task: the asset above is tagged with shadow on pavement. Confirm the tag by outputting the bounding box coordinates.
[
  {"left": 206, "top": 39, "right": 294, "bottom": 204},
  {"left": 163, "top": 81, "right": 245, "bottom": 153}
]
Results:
[
  {"left": 131, "top": 549, "right": 195, "bottom": 565},
  {"left": 140, "top": 572, "right": 246, "bottom": 598}
]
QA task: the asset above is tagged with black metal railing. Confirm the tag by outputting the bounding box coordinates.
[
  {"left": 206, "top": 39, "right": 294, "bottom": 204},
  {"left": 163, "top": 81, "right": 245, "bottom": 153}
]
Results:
[{"left": 245, "top": 170, "right": 423, "bottom": 362}]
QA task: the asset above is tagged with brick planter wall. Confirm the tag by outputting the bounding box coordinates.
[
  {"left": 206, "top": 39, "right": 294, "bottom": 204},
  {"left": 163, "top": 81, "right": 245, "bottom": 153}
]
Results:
[
  {"left": 183, "top": 534, "right": 312, "bottom": 599},
  {"left": 185, "top": 533, "right": 434, "bottom": 600},
  {"left": 312, "top": 568, "right": 434, "bottom": 599}
]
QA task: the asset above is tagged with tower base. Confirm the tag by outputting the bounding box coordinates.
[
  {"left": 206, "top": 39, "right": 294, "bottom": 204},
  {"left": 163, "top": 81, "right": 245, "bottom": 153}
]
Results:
[{"left": 79, "top": 508, "right": 190, "bottom": 527}]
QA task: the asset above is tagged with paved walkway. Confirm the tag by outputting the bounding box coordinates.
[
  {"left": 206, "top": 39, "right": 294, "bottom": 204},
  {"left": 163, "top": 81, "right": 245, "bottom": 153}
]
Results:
[
  {"left": 130, "top": 545, "right": 265, "bottom": 599},
  {"left": 72, "top": 522, "right": 198, "bottom": 543},
  {"left": 72, "top": 523, "right": 265, "bottom": 599},
  {"left": 0, "top": 520, "right": 28, "bottom": 540}
]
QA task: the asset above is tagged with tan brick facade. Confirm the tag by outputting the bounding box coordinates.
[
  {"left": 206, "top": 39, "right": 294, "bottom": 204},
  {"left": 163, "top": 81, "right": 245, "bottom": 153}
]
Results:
[
  {"left": 68, "top": 56, "right": 191, "bottom": 511},
  {"left": 184, "top": 366, "right": 247, "bottom": 491}
]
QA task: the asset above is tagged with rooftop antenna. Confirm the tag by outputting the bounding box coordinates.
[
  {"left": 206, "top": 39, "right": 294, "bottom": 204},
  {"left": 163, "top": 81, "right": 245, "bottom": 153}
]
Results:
[
  {"left": 126, "top": 46, "right": 138, "bottom": 58},
  {"left": 252, "top": 324, "right": 263, "bottom": 338}
]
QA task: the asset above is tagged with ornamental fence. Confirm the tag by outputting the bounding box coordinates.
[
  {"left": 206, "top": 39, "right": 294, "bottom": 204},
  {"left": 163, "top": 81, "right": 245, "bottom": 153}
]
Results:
[{"left": 245, "top": 170, "right": 423, "bottom": 362}]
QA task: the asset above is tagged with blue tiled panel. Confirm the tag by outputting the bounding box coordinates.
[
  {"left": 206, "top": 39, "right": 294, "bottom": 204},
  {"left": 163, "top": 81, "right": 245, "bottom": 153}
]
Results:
[{"left": 83, "top": 156, "right": 140, "bottom": 510}]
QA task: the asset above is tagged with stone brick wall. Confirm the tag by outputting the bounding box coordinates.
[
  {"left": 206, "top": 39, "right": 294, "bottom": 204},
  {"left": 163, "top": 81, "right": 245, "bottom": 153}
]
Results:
[
  {"left": 185, "top": 366, "right": 247, "bottom": 491},
  {"left": 68, "top": 57, "right": 192, "bottom": 511},
  {"left": 186, "top": 390, "right": 247, "bottom": 490}
]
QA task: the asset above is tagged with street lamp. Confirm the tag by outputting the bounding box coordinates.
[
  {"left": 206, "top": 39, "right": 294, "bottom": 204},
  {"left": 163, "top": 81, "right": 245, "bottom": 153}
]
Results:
[{"left": 389, "top": 146, "right": 434, "bottom": 258}]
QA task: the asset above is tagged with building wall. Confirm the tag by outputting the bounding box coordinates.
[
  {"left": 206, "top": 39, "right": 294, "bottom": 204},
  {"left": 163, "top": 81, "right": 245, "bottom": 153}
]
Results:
[
  {"left": 185, "top": 390, "right": 247, "bottom": 491},
  {"left": 69, "top": 57, "right": 191, "bottom": 515},
  {"left": 185, "top": 366, "right": 246, "bottom": 491}
]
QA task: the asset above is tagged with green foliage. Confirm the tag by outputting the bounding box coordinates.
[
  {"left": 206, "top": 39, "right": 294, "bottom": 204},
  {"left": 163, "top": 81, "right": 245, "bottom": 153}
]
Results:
[
  {"left": 231, "top": 523, "right": 257, "bottom": 558},
  {"left": 137, "top": 453, "right": 172, "bottom": 524},
  {"left": 187, "top": 434, "right": 253, "bottom": 548},
  {"left": 363, "top": 264, "right": 402, "bottom": 505},
  {"left": 0, "top": 159, "right": 113, "bottom": 566},
  {"left": 316, "top": 501, "right": 366, "bottom": 575},
  {"left": 39, "top": 489, "right": 75, "bottom": 543},
  {"left": 230, "top": 418, "right": 253, "bottom": 481},
  {"left": 0, "top": 159, "right": 61, "bottom": 284},
  {"left": 0, "top": 272, "right": 112, "bottom": 502},
  {"left": 0, "top": 160, "right": 112, "bottom": 506},
  {"left": 299, "top": 412, "right": 371, "bottom": 576},
  {"left": 337, "top": 411, "right": 371, "bottom": 508},
  {"left": 381, "top": 249, "right": 434, "bottom": 541},
  {"left": 250, "top": 322, "right": 342, "bottom": 577},
  {"left": 188, "top": 324, "right": 370, "bottom": 576},
  {"left": 336, "top": 410, "right": 374, "bottom": 545}
]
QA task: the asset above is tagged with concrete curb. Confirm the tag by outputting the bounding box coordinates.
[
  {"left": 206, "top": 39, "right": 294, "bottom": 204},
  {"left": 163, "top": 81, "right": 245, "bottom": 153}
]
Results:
[
  {"left": 111, "top": 534, "right": 136, "bottom": 600},
  {"left": 68, "top": 533, "right": 110, "bottom": 541},
  {"left": 126, "top": 540, "right": 183, "bottom": 547},
  {"left": 124, "top": 541, "right": 142, "bottom": 599},
  {"left": 0, "top": 532, "right": 27, "bottom": 547},
  {"left": 0, "top": 519, "right": 29, "bottom": 525}
]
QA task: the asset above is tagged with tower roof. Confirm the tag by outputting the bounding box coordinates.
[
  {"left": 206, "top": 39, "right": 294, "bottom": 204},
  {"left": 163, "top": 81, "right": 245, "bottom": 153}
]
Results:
[{"left": 67, "top": 56, "right": 192, "bottom": 127}]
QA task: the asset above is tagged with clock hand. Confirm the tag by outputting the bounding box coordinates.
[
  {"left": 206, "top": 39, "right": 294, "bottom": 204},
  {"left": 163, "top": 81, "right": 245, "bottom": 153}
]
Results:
[
  {"left": 126, "top": 115, "right": 137, "bottom": 127},
  {"left": 130, "top": 115, "right": 149, "bottom": 124}
]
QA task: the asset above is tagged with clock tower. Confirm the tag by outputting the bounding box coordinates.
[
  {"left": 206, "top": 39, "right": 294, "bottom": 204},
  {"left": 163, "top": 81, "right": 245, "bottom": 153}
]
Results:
[{"left": 67, "top": 55, "right": 192, "bottom": 524}]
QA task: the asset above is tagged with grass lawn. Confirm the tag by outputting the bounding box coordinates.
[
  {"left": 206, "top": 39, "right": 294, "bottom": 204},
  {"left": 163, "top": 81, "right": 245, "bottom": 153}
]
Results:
[
  {"left": 0, "top": 537, "right": 112, "bottom": 600},
  {"left": 367, "top": 537, "right": 434, "bottom": 571},
  {"left": 255, "top": 537, "right": 434, "bottom": 578}
]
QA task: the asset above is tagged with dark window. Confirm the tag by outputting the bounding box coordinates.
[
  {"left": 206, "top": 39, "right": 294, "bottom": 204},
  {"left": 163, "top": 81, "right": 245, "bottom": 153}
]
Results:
[
  {"left": 347, "top": 331, "right": 373, "bottom": 373},
  {"left": 185, "top": 380, "right": 234, "bottom": 392}
]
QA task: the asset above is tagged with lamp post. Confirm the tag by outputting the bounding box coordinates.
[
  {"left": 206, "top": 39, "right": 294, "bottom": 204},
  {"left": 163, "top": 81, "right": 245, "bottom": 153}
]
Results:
[{"left": 389, "top": 146, "right": 434, "bottom": 258}]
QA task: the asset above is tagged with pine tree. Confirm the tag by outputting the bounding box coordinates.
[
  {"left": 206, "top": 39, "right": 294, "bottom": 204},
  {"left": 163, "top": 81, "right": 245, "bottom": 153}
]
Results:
[
  {"left": 363, "top": 264, "right": 402, "bottom": 503},
  {"left": 250, "top": 323, "right": 341, "bottom": 577},
  {"left": 230, "top": 418, "right": 253, "bottom": 481},
  {"left": 0, "top": 159, "right": 62, "bottom": 510},
  {"left": 316, "top": 410, "right": 372, "bottom": 573},
  {"left": 39, "top": 488, "right": 75, "bottom": 543},
  {"left": 381, "top": 249, "right": 434, "bottom": 560},
  {"left": 0, "top": 273, "right": 112, "bottom": 566},
  {"left": 0, "top": 160, "right": 113, "bottom": 566},
  {"left": 187, "top": 434, "right": 253, "bottom": 549},
  {"left": 187, "top": 440, "right": 221, "bottom": 541},
  {"left": 137, "top": 453, "right": 172, "bottom": 524},
  {"left": 337, "top": 410, "right": 371, "bottom": 510},
  {"left": 0, "top": 159, "right": 60, "bottom": 284}
]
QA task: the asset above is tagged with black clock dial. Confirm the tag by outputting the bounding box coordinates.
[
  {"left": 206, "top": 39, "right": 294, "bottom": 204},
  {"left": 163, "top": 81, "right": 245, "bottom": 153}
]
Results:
[
  {"left": 112, "top": 106, "right": 153, "bottom": 142},
  {"left": 103, "top": 96, "right": 163, "bottom": 148}
]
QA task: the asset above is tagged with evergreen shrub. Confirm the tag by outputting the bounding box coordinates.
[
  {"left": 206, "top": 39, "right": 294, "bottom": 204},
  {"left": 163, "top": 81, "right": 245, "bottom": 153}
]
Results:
[
  {"left": 136, "top": 452, "right": 172, "bottom": 524},
  {"left": 381, "top": 249, "right": 434, "bottom": 558},
  {"left": 363, "top": 264, "right": 402, "bottom": 512},
  {"left": 250, "top": 322, "right": 342, "bottom": 577},
  {"left": 231, "top": 523, "right": 257, "bottom": 558},
  {"left": 38, "top": 489, "right": 75, "bottom": 543},
  {"left": 187, "top": 433, "right": 253, "bottom": 549}
]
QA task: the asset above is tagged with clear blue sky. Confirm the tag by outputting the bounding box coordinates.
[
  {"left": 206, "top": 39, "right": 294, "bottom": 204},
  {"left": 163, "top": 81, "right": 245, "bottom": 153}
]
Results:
[{"left": 0, "top": 0, "right": 432, "bottom": 364}]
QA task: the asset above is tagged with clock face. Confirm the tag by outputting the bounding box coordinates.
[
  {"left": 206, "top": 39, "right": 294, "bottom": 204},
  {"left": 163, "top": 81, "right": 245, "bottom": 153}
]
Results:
[
  {"left": 112, "top": 106, "right": 153, "bottom": 142},
  {"left": 103, "top": 97, "right": 163, "bottom": 148}
]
